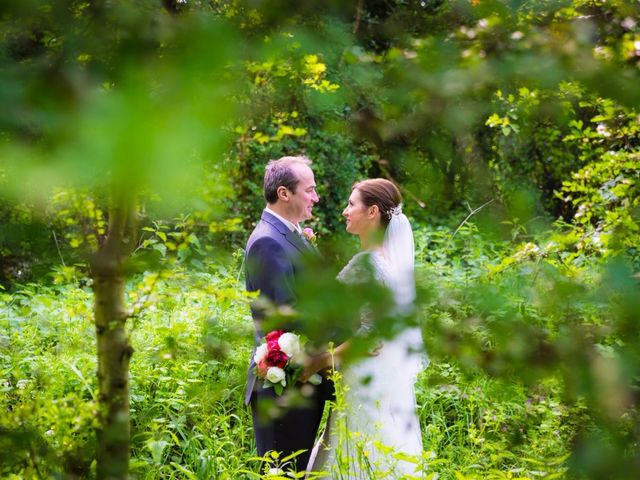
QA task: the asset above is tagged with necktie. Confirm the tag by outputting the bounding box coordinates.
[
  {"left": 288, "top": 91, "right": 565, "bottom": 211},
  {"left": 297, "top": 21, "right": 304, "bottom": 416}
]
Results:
[{"left": 296, "top": 229, "right": 310, "bottom": 247}]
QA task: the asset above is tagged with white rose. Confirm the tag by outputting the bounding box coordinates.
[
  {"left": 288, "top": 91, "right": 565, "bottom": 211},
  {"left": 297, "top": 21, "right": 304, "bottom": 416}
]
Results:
[
  {"left": 265, "top": 366, "right": 286, "bottom": 386},
  {"left": 278, "top": 333, "right": 304, "bottom": 363},
  {"left": 290, "top": 348, "right": 307, "bottom": 365},
  {"left": 254, "top": 343, "right": 268, "bottom": 364}
]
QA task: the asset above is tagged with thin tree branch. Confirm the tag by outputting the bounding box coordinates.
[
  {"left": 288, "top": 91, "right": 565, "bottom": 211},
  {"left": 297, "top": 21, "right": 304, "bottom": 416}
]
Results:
[
  {"left": 353, "top": 0, "right": 364, "bottom": 35},
  {"left": 51, "top": 229, "right": 66, "bottom": 266},
  {"left": 452, "top": 198, "right": 495, "bottom": 238}
]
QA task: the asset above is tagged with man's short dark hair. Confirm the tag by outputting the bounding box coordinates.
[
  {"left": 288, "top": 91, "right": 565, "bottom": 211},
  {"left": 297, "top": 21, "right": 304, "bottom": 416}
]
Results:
[{"left": 263, "top": 156, "right": 312, "bottom": 204}]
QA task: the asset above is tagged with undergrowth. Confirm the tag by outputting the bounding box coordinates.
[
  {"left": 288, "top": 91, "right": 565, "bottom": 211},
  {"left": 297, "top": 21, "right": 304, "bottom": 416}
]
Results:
[{"left": 2, "top": 221, "right": 629, "bottom": 478}]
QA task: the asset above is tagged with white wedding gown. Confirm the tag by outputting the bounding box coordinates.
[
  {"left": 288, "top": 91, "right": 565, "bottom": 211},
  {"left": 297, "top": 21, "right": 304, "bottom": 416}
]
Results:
[{"left": 308, "top": 251, "right": 426, "bottom": 479}]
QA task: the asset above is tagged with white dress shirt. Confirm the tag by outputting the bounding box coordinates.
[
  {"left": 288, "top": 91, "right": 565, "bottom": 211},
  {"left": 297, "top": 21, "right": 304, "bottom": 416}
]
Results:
[{"left": 265, "top": 206, "right": 302, "bottom": 235}]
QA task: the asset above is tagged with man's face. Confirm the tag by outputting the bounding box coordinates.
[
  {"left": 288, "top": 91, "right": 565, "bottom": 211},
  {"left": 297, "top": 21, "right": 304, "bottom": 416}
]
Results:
[{"left": 288, "top": 164, "right": 319, "bottom": 222}]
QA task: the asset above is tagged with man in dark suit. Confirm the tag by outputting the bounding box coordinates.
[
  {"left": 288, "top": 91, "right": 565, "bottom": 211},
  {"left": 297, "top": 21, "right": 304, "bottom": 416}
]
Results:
[{"left": 244, "top": 155, "right": 332, "bottom": 472}]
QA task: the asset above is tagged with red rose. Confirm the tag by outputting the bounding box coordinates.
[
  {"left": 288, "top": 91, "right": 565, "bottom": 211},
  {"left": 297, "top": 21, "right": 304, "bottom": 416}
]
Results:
[
  {"left": 266, "top": 349, "right": 289, "bottom": 369},
  {"left": 266, "top": 329, "right": 284, "bottom": 351},
  {"left": 256, "top": 359, "right": 268, "bottom": 377},
  {"left": 266, "top": 330, "right": 285, "bottom": 342}
]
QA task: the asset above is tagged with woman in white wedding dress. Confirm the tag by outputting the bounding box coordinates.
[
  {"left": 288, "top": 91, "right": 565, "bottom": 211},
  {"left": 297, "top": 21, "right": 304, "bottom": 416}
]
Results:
[{"left": 304, "top": 179, "right": 426, "bottom": 479}]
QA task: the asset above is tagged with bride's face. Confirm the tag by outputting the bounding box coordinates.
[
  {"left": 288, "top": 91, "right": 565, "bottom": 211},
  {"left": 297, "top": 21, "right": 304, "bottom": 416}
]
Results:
[{"left": 342, "top": 189, "right": 378, "bottom": 235}]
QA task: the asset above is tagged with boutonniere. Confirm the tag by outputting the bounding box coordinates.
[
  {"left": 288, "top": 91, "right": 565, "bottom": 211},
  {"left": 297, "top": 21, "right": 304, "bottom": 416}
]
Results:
[{"left": 302, "top": 227, "right": 317, "bottom": 245}]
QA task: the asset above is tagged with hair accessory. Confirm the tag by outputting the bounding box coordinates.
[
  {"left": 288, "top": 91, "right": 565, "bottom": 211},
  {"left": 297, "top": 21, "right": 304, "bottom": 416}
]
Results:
[{"left": 387, "top": 204, "right": 402, "bottom": 219}]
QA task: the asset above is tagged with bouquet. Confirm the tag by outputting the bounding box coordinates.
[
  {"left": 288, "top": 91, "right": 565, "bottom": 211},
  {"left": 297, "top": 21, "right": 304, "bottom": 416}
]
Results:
[{"left": 254, "top": 329, "right": 321, "bottom": 395}]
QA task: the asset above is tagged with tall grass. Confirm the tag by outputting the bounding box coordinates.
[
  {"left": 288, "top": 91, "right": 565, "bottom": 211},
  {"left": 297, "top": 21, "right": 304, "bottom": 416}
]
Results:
[{"left": 1, "top": 227, "right": 589, "bottom": 478}]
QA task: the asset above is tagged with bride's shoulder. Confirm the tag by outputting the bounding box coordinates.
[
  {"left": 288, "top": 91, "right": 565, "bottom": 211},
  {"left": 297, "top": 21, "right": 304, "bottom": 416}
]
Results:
[
  {"left": 337, "top": 251, "right": 388, "bottom": 284},
  {"left": 369, "top": 249, "right": 388, "bottom": 266},
  {"left": 337, "top": 252, "right": 370, "bottom": 282}
]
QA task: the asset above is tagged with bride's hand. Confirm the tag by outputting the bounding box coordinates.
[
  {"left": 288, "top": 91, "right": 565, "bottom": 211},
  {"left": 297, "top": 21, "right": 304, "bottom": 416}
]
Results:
[
  {"left": 369, "top": 342, "right": 383, "bottom": 356},
  {"left": 300, "top": 352, "right": 330, "bottom": 383}
]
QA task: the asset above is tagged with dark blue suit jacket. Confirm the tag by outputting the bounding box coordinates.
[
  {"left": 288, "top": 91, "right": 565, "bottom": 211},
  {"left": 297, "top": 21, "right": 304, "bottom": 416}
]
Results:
[{"left": 244, "top": 210, "right": 312, "bottom": 405}]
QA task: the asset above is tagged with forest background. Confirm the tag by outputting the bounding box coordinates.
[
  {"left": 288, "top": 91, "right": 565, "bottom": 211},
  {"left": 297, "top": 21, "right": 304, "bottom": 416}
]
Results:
[{"left": 1, "top": 0, "right": 639, "bottom": 479}]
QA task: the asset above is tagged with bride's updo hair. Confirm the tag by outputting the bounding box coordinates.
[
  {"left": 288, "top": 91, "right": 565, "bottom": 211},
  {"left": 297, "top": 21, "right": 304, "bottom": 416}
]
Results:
[{"left": 353, "top": 178, "right": 402, "bottom": 228}]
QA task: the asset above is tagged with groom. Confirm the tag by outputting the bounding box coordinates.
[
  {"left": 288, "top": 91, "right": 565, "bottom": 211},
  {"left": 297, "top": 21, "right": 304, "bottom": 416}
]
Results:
[{"left": 244, "top": 155, "right": 332, "bottom": 472}]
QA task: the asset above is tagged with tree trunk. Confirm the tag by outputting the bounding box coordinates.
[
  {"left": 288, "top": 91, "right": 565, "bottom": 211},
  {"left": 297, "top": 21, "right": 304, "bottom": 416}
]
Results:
[{"left": 91, "top": 196, "right": 136, "bottom": 480}]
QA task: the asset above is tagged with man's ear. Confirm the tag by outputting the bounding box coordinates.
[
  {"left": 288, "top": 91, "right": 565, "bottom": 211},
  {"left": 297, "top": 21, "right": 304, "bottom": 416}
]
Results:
[{"left": 276, "top": 186, "right": 289, "bottom": 202}]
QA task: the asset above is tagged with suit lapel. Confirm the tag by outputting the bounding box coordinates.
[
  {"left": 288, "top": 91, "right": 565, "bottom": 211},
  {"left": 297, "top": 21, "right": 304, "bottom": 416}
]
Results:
[{"left": 261, "top": 211, "right": 308, "bottom": 253}]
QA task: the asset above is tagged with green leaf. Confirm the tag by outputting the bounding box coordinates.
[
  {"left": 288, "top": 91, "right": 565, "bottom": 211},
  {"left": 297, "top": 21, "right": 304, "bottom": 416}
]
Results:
[{"left": 169, "top": 462, "right": 198, "bottom": 479}]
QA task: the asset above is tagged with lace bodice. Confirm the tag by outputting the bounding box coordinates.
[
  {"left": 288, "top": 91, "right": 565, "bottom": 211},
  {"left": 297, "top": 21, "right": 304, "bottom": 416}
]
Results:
[
  {"left": 337, "top": 250, "right": 391, "bottom": 287},
  {"left": 337, "top": 251, "right": 393, "bottom": 334}
]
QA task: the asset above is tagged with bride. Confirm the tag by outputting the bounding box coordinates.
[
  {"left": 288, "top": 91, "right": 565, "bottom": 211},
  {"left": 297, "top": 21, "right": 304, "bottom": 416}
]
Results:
[{"left": 303, "top": 178, "right": 426, "bottom": 478}]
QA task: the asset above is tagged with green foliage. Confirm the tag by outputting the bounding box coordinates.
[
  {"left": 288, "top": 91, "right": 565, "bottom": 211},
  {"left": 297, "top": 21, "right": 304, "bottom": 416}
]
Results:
[
  {"left": 0, "top": 198, "right": 57, "bottom": 286},
  {"left": 416, "top": 219, "right": 640, "bottom": 479},
  {"left": 6, "top": 219, "right": 635, "bottom": 478},
  {"left": 0, "top": 284, "right": 97, "bottom": 476},
  {"left": 49, "top": 187, "right": 108, "bottom": 252},
  {"left": 1, "top": 0, "right": 640, "bottom": 478},
  {"left": 417, "top": 363, "right": 576, "bottom": 479},
  {"left": 484, "top": 85, "right": 582, "bottom": 216},
  {"left": 129, "top": 275, "right": 255, "bottom": 479},
  {"left": 0, "top": 261, "right": 257, "bottom": 478},
  {"left": 484, "top": 82, "right": 640, "bottom": 240}
]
